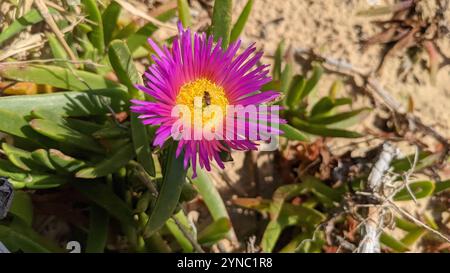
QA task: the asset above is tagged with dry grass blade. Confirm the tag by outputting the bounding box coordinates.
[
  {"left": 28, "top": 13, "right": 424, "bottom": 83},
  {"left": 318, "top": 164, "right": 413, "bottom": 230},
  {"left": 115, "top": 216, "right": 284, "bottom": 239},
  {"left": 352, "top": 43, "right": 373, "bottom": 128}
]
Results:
[
  {"left": 115, "top": 0, "right": 177, "bottom": 31},
  {"left": 34, "top": 0, "right": 78, "bottom": 63}
]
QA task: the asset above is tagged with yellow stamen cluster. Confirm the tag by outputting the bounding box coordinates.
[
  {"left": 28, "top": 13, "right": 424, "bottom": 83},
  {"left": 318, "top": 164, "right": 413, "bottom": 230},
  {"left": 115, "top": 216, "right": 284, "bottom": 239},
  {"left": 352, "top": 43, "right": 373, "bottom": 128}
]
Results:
[{"left": 176, "top": 78, "right": 229, "bottom": 127}]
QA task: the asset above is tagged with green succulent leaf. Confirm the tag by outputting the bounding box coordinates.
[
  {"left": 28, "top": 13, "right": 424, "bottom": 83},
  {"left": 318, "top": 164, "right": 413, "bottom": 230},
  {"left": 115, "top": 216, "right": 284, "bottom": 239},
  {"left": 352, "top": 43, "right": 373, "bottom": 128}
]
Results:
[
  {"left": 2, "top": 143, "right": 43, "bottom": 172},
  {"left": 230, "top": 0, "right": 254, "bottom": 43},
  {"left": 71, "top": 180, "right": 135, "bottom": 227},
  {"left": 300, "top": 65, "right": 323, "bottom": 101},
  {"left": 308, "top": 108, "right": 370, "bottom": 125},
  {"left": 177, "top": 0, "right": 192, "bottom": 27},
  {"left": 198, "top": 218, "right": 231, "bottom": 245},
  {"left": 189, "top": 166, "right": 230, "bottom": 221},
  {"left": 0, "top": 65, "right": 123, "bottom": 91},
  {"left": 273, "top": 40, "right": 285, "bottom": 81},
  {"left": 401, "top": 228, "right": 426, "bottom": 247},
  {"left": 0, "top": 109, "right": 56, "bottom": 147},
  {"left": 92, "top": 126, "right": 129, "bottom": 139},
  {"left": 285, "top": 75, "right": 305, "bottom": 109},
  {"left": 108, "top": 39, "right": 155, "bottom": 176},
  {"left": 0, "top": 8, "right": 57, "bottom": 46},
  {"left": 82, "top": 0, "right": 105, "bottom": 54},
  {"left": 9, "top": 191, "right": 33, "bottom": 226},
  {"left": 290, "top": 117, "right": 363, "bottom": 138},
  {"left": 30, "top": 119, "right": 104, "bottom": 154},
  {"left": 47, "top": 33, "right": 75, "bottom": 69},
  {"left": 393, "top": 181, "right": 435, "bottom": 201},
  {"left": 279, "top": 123, "right": 309, "bottom": 141},
  {"left": 102, "top": 1, "right": 122, "bottom": 46},
  {"left": 86, "top": 205, "right": 109, "bottom": 253},
  {"left": 0, "top": 90, "right": 128, "bottom": 118},
  {"left": 380, "top": 232, "right": 410, "bottom": 252},
  {"left": 75, "top": 142, "right": 134, "bottom": 179},
  {"left": 262, "top": 203, "right": 325, "bottom": 253},
  {"left": 0, "top": 159, "right": 28, "bottom": 181},
  {"left": 144, "top": 142, "right": 187, "bottom": 238},
  {"left": 211, "top": 0, "right": 232, "bottom": 48},
  {"left": 392, "top": 151, "right": 442, "bottom": 173},
  {"left": 165, "top": 211, "right": 195, "bottom": 253},
  {"left": 127, "top": 23, "right": 157, "bottom": 53},
  {"left": 434, "top": 180, "right": 450, "bottom": 194},
  {"left": 30, "top": 149, "right": 56, "bottom": 171},
  {"left": 10, "top": 173, "right": 67, "bottom": 190},
  {"left": 49, "top": 149, "right": 87, "bottom": 173},
  {"left": 0, "top": 219, "right": 63, "bottom": 253}
]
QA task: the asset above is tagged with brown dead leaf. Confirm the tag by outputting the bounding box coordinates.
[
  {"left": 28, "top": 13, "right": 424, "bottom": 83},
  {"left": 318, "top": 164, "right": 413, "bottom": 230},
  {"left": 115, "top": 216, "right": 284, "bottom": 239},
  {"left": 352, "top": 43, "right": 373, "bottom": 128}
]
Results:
[{"left": 115, "top": 111, "right": 129, "bottom": 123}]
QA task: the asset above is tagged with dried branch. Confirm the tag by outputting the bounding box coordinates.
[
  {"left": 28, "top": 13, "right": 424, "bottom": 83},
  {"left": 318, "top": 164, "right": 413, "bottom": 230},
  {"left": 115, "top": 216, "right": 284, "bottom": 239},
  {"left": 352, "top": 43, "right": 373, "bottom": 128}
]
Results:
[
  {"left": 114, "top": 0, "right": 177, "bottom": 31},
  {"left": 357, "top": 142, "right": 399, "bottom": 253},
  {"left": 34, "top": 0, "right": 78, "bottom": 63}
]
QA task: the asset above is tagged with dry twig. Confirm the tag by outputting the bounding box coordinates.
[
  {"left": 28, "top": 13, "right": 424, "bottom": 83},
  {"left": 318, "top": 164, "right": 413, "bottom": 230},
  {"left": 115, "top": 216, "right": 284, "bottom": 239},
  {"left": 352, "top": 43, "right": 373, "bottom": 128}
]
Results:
[
  {"left": 357, "top": 142, "right": 399, "bottom": 253},
  {"left": 34, "top": 0, "right": 78, "bottom": 63}
]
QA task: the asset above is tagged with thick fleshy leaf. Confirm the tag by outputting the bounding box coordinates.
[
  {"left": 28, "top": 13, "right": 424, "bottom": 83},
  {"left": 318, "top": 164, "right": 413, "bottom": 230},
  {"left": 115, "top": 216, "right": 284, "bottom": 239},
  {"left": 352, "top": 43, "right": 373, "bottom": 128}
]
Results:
[
  {"left": 262, "top": 203, "right": 325, "bottom": 252},
  {"left": 2, "top": 143, "right": 43, "bottom": 172},
  {"left": 291, "top": 117, "right": 363, "bottom": 138},
  {"left": 75, "top": 142, "right": 135, "bottom": 179},
  {"left": 92, "top": 126, "right": 129, "bottom": 139},
  {"left": 165, "top": 211, "right": 195, "bottom": 253},
  {"left": 0, "top": 109, "right": 56, "bottom": 147},
  {"left": 308, "top": 108, "right": 371, "bottom": 125},
  {"left": 273, "top": 41, "right": 285, "bottom": 81},
  {"left": 144, "top": 143, "right": 187, "bottom": 237},
  {"left": 46, "top": 33, "right": 75, "bottom": 69},
  {"left": 230, "top": 0, "right": 254, "bottom": 42},
  {"left": 301, "top": 175, "right": 342, "bottom": 205},
  {"left": 9, "top": 191, "right": 33, "bottom": 226},
  {"left": 380, "top": 232, "right": 410, "bottom": 252},
  {"left": 401, "top": 228, "right": 426, "bottom": 247},
  {"left": 434, "top": 180, "right": 450, "bottom": 194},
  {"left": 71, "top": 181, "right": 135, "bottom": 227},
  {"left": 10, "top": 173, "right": 67, "bottom": 190},
  {"left": 211, "top": 0, "right": 232, "bottom": 48},
  {"left": 198, "top": 218, "right": 231, "bottom": 245},
  {"left": 393, "top": 181, "right": 435, "bottom": 201},
  {"left": 0, "top": 220, "right": 63, "bottom": 253},
  {"left": 0, "top": 65, "right": 123, "bottom": 91},
  {"left": 279, "top": 123, "right": 309, "bottom": 141},
  {"left": 49, "top": 149, "right": 86, "bottom": 173},
  {"left": 30, "top": 119, "right": 104, "bottom": 154},
  {"left": 392, "top": 151, "right": 441, "bottom": 173},
  {"left": 0, "top": 8, "right": 57, "bottom": 46},
  {"left": 30, "top": 149, "right": 56, "bottom": 171},
  {"left": 177, "top": 0, "right": 192, "bottom": 27},
  {"left": 126, "top": 9, "right": 175, "bottom": 54},
  {"left": 0, "top": 159, "right": 28, "bottom": 181},
  {"left": 102, "top": 1, "right": 122, "bottom": 46},
  {"left": 270, "top": 183, "right": 307, "bottom": 220},
  {"left": 189, "top": 167, "right": 230, "bottom": 221},
  {"left": 108, "top": 40, "right": 155, "bottom": 176},
  {"left": 86, "top": 205, "right": 109, "bottom": 253},
  {"left": 300, "top": 65, "right": 323, "bottom": 101},
  {"left": 285, "top": 75, "right": 305, "bottom": 109},
  {"left": 82, "top": 0, "right": 105, "bottom": 53},
  {"left": 0, "top": 90, "right": 128, "bottom": 117}
]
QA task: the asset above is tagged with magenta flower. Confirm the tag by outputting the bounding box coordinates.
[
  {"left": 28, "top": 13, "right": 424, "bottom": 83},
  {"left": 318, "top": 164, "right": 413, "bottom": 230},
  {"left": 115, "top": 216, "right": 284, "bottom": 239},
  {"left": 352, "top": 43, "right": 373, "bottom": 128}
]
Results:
[{"left": 131, "top": 23, "right": 282, "bottom": 177}]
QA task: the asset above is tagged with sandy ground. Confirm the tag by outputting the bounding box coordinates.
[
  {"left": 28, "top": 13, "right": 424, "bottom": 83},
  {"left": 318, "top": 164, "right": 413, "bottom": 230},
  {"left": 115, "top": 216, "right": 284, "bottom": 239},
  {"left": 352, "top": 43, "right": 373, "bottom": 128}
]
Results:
[
  {"left": 190, "top": 0, "right": 450, "bottom": 244},
  {"left": 233, "top": 0, "right": 450, "bottom": 137}
]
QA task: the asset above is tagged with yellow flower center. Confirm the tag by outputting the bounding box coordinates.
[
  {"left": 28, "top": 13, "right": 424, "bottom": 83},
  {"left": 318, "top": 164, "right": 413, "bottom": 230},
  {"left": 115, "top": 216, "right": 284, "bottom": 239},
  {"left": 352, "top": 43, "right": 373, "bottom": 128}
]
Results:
[{"left": 175, "top": 78, "right": 229, "bottom": 127}]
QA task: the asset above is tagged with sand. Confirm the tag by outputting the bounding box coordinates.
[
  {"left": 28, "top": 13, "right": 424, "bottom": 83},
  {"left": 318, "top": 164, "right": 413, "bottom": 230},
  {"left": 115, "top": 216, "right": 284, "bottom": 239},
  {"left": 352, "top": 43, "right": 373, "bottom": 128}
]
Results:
[
  {"left": 232, "top": 0, "right": 450, "bottom": 137},
  {"left": 190, "top": 0, "right": 450, "bottom": 244}
]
